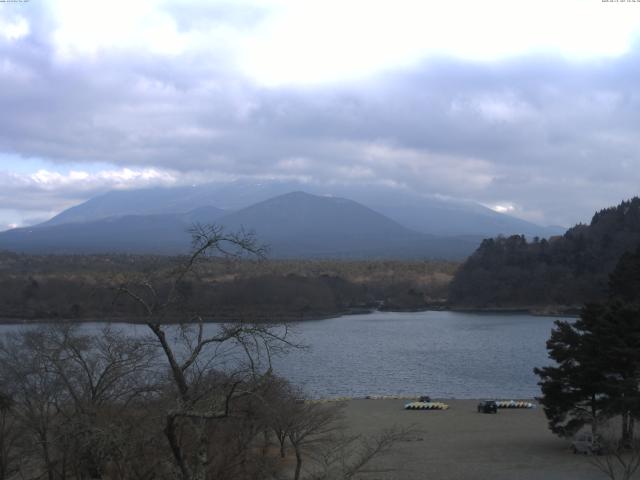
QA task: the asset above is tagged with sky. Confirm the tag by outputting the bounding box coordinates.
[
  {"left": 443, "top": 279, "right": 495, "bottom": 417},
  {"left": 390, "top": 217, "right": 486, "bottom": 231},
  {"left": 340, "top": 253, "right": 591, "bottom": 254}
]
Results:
[{"left": 1, "top": 0, "right": 640, "bottom": 230}]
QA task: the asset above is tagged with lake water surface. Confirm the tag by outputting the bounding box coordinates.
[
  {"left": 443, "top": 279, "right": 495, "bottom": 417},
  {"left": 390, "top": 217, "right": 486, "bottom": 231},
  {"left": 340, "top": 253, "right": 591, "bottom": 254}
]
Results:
[
  {"left": 0, "top": 311, "right": 567, "bottom": 399},
  {"left": 272, "top": 310, "right": 564, "bottom": 399}
]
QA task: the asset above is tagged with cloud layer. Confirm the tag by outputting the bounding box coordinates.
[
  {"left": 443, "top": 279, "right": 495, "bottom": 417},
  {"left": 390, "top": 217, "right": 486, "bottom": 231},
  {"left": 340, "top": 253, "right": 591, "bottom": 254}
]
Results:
[{"left": 1, "top": 1, "right": 640, "bottom": 229}]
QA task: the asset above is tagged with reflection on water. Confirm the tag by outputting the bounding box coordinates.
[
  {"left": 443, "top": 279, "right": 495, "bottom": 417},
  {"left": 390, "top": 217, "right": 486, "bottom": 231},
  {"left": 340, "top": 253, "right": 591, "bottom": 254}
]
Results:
[{"left": 0, "top": 310, "right": 566, "bottom": 399}]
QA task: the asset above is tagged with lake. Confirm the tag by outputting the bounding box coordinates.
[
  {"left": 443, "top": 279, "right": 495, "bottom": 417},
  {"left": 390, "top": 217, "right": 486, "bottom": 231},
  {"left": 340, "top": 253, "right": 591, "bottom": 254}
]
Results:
[
  {"left": 273, "top": 310, "right": 564, "bottom": 399},
  {"left": 0, "top": 310, "right": 567, "bottom": 399}
]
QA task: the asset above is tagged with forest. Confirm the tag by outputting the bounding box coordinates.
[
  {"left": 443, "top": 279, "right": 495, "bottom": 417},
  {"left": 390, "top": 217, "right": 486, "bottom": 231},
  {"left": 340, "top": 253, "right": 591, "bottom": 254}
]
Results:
[
  {"left": 449, "top": 197, "right": 640, "bottom": 310},
  {"left": 0, "top": 251, "right": 457, "bottom": 323}
]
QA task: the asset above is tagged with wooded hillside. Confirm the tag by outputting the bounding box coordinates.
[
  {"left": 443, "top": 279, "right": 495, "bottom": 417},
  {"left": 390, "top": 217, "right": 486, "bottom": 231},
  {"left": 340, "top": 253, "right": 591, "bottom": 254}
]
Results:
[
  {"left": 449, "top": 197, "right": 640, "bottom": 309},
  {"left": 0, "top": 253, "right": 457, "bottom": 322}
]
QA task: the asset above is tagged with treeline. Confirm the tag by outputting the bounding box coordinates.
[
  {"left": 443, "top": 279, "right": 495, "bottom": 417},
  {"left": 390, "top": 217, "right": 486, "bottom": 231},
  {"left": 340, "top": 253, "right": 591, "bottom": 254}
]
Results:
[
  {"left": 0, "top": 253, "right": 458, "bottom": 322},
  {"left": 449, "top": 197, "right": 640, "bottom": 310}
]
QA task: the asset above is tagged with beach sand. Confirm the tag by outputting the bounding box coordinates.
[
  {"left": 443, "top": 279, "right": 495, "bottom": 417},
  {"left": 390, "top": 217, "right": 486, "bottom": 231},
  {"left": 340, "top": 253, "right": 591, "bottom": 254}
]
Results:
[{"left": 339, "top": 399, "right": 604, "bottom": 480}]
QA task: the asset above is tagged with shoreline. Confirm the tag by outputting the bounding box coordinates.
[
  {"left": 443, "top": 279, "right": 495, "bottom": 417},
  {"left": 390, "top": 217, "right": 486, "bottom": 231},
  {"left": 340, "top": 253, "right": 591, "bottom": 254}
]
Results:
[
  {"left": 0, "top": 305, "right": 578, "bottom": 325},
  {"left": 312, "top": 395, "right": 539, "bottom": 403},
  {"left": 0, "top": 305, "right": 580, "bottom": 325}
]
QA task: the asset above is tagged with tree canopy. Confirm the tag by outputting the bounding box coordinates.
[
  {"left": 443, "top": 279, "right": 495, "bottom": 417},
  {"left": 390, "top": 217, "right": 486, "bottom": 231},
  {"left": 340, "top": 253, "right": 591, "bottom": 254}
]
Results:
[{"left": 450, "top": 198, "right": 640, "bottom": 308}]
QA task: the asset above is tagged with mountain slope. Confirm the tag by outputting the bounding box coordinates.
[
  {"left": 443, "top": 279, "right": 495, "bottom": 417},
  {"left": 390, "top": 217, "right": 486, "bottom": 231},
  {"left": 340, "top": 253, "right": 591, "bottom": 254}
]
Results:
[
  {"left": 215, "top": 191, "right": 478, "bottom": 258},
  {"left": 0, "top": 192, "right": 479, "bottom": 258},
  {"left": 41, "top": 180, "right": 562, "bottom": 237},
  {"left": 321, "top": 183, "right": 563, "bottom": 237},
  {"left": 449, "top": 197, "right": 640, "bottom": 308},
  {"left": 43, "top": 186, "right": 228, "bottom": 226},
  {"left": 0, "top": 206, "right": 227, "bottom": 255}
]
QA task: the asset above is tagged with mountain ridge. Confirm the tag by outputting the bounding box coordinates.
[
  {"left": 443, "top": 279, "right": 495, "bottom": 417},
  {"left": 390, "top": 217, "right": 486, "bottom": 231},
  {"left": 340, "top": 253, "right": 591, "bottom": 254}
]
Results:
[
  {"left": 0, "top": 191, "right": 481, "bottom": 259},
  {"left": 39, "top": 181, "right": 563, "bottom": 238}
]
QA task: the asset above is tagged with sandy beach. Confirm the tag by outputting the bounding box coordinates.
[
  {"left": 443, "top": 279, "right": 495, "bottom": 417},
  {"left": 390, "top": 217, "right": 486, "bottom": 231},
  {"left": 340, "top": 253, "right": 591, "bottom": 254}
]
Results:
[{"left": 339, "top": 399, "right": 605, "bottom": 480}]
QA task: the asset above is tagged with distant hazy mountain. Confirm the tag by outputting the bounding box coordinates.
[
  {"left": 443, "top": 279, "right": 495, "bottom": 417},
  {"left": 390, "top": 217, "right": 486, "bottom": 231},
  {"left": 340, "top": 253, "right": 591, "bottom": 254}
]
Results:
[
  {"left": 0, "top": 206, "right": 227, "bottom": 255},
  {"left": 0, "top": 192, "right": 479, "bottom": 259},
  {"left": 42, "top": 180, "right": 563, "bottom": 237},
  {"left": 43, "top": 186, "right": 232, "bottom": 226},
  {"left": 214, "top": 191, "right": 478, "bottom": 258}
]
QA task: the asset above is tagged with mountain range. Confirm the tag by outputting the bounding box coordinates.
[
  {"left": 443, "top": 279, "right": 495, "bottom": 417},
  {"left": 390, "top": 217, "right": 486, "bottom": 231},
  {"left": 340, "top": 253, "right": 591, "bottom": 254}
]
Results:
[
  {"left": 0, "top": 182, "right": 564, "bottom": 259},
  {"left": 42, "top": 180, "right": 563, "bottom": 236}
]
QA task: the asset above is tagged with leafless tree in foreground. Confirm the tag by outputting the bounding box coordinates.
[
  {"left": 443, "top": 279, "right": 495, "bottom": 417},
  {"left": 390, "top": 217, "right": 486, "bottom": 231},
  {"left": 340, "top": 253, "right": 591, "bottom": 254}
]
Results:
[
  {"left": 115, "top": 225, "right": 409, "bottom": 480},
  {"left": 260, "top": 375, "right": 411, "bottom": 480},
  {"left": 0, "top": 225, "right": 409, "bottom": 480},
  {"left": 0, "top": 323, "right": 159, "bottom": 480},
  {"left": 115, "top": 225, "right": 302, "bottom": 480},
  {"left": 284, "top": 400, "right": 343, "bottom": 480},
  {"left": 589, "top": 423, "right": 640, "bottom": 480},
  {"left": 0, "top": 391, "right": 18, "bottom": 480},
  {"left": 306, "top": 427, "right": 412, "bottom": 480}
]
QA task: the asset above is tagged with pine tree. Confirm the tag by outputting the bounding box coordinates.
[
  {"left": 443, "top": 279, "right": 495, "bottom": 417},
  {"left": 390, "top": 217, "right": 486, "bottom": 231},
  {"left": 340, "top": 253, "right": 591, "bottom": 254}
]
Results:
[
  {"left": 534, "top": 312, "right": 609, "bottom": 437},
  {"left": 586, "top": 302, "right": 640, "bottom": 445},
  {"left": 608, "top": 246, "right": 640, "bottom": 305},
  {"left": 535, "top": 245, "right": 640, "bottom": 442}
]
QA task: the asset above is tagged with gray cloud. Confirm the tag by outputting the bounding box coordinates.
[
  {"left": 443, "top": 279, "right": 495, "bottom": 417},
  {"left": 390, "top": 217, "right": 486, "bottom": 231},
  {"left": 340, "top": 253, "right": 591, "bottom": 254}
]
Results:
[{"left": 1, "top": 7, "right": 640, "bottom": 228}]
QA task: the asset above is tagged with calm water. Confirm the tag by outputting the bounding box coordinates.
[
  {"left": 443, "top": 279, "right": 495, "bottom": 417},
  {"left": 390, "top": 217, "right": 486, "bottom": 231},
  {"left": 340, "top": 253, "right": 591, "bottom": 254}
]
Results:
[
  {"left": 273, "top": 311, "right": 563, "bottom": 399},
  {"left": 0, "top": 311, "right": 566, "bottom": 399}
]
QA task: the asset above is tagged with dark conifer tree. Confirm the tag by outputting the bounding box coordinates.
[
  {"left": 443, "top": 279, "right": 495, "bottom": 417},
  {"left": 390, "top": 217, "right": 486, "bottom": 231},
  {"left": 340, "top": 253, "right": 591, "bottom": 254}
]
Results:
[
  {"left": 581, "top": 302, "right": 640, "bottom": 444},
  {"left": 535, "top": 244, "right": 640, "bottom": 442},
  {"left": 534, "top": 312, "right": 609, "bottom": 437},
  {"left": 608, "top": 246, "right": 640, "bottom": 305}
]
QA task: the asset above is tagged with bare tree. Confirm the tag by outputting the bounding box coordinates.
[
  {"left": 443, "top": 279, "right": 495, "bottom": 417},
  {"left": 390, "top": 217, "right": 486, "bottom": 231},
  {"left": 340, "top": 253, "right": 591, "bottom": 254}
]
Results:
[
  {"left": 43, "top": 324, "right": 159, "bottom": 479},
  {"left": 261, "top": 375, "right": 300, "bottom": 459},
  {"left": 589, "top": 422, "right": 640, "bottom": 480},
  {"left": 0, "top": 329, "right": 68, "bottom": 480},
  {"left": 40, "top": 324, "right": 159, "bottom": 411},
  {"left": 287, "top": 401, "right": 344, "bottom": 480},
  {"left": 264, "top": 391, "right": 409, "bottom": 480},
  {"left": 0, "top": 391, "right": 19, "bottom": 480},
  {"left": 0, "top": 225, "right": 410, "bottom": 480},
  {"left": 115, "top": 225, "right": 298, "bottom": 480},
  {"left": 0, "top": 324, "right": 161, "bottom": 480},
  {"left": 307, "top": 427, "right": 412, "bottom": 480}
]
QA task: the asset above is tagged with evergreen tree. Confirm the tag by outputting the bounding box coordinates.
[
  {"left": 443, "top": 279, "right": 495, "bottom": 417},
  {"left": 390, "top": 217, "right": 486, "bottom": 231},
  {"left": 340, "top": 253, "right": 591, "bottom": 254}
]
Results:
[
  {"left": 582, "top": 302, "right": 640, "bottom": 444},
  {"left": 534, "top": 312, "right": 609, "bottom": 437},
  {"left": 608, "top": 246, "right": 640, "bottom": 305},
  {"left": 450, "top": 198, "right": 640, "bottom": 308},
  {"left": 535, "top": 245, "right": 640, "bottom": 442}
]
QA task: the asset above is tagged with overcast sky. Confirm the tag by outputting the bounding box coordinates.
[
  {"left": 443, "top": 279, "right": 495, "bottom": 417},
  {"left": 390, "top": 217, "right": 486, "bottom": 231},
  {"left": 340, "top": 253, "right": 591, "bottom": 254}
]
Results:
[{"left": 1, "top": 0, "right": 640, "bottom": 230}]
